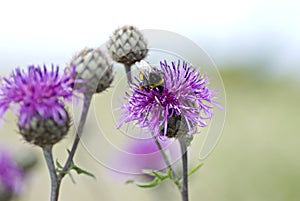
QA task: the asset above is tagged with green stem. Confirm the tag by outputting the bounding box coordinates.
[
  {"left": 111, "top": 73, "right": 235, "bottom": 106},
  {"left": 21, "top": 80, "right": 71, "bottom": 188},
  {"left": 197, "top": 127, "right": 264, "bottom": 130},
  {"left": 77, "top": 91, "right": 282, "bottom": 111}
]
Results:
[{"left": 179, "top": 138, "right": 189, "bottom": 201}]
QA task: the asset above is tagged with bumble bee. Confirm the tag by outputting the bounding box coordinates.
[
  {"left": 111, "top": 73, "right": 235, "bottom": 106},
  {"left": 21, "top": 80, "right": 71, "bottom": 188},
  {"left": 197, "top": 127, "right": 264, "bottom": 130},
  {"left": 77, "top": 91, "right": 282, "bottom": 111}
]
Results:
[
  {"left": 135, "top": 60, "right": 165, "bottom": 93},
  {"left": 161, "top": 113, "right": 191, "bottom": 139},
  {"left": 163, "top": 113, "right": 182, "bottom": 138}
]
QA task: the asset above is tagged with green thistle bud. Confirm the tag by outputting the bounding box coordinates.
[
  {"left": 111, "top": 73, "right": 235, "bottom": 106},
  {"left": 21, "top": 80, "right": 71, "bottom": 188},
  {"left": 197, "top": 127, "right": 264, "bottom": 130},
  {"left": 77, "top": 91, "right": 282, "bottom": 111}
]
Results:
[
  {"left": 107, "top": 25, "right": 148, "bottom": 67},
  {"left": 71, "top": 48, "right": 114, "bottom": 94}
]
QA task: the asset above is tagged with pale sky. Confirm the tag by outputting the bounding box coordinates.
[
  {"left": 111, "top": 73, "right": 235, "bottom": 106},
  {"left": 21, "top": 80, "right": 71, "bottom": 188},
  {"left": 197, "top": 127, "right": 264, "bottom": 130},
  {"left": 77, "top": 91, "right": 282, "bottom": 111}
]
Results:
[{"left": 0, "top": 0, "right": 299, "bottom": 75}]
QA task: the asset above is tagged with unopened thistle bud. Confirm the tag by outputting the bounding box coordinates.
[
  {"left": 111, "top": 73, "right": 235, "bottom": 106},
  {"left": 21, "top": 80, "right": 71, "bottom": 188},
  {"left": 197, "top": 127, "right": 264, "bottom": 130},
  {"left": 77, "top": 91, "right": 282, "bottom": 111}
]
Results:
[
  {"left": 107, "top": 25, "right": 148, "bottom": 67},
  {"left": 71, "top": 48, "right": 114, "bottom": 94}
]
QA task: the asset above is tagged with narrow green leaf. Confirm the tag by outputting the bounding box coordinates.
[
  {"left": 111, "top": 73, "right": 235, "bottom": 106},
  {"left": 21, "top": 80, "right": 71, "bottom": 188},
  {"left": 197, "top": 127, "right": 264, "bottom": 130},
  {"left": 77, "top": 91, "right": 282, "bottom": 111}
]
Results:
[
  {"left": 151, "top": 171, "right": 168, "bottom": 180},
  {"left": 188, "top": 163, "right": 204, "bottom": 177},
  {"left": 142, "top": 169, "right": 156, "bottom": 177},
  {"left": 125, "top": 180, "right": 135, "bottom": 185},
  {"left": 168, "top": 168, "right": 173, "bottom": 180},
  {"left": 173, "top": 178, "right": 182, "bottom": 190},
  {"left": 174, "top": 178, "right": 181, "bottom": 185},
  {"left": 142, "top": 170, "right": 168, "bottom": 180},
  {"left": 56, "top": 160, "right": 63, "bottom": 169},
  {"left": 125, "top": 178, "right": 161, "bottom": 188},
  {"left": 135, "top": 178, "right": 161, "bottom": 188},
  {"left": 72, "top": 165, "right": 95, "bottom": 179}
]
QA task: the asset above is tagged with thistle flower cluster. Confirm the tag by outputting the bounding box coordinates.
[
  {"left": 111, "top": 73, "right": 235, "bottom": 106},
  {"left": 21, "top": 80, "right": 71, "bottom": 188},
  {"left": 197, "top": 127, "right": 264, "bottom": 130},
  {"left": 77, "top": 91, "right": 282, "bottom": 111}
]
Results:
[{"left": 118, "top": 60, "right": 217, "bottom": 138}]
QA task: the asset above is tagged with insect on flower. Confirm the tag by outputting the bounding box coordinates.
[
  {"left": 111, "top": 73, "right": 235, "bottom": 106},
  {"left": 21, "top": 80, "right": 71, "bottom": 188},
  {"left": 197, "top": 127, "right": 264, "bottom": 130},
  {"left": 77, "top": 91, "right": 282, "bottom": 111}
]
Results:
[
  {"left": 118, "top": 60, "right": 217, "bottom": 139},
  {"left": 135, "top": 60, "right": 165, "bottom": 93}
]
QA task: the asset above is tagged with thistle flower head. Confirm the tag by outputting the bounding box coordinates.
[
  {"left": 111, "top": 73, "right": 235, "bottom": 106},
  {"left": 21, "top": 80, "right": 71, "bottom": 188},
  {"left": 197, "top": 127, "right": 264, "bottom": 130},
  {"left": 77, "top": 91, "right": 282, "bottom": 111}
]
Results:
[
  {"left": 0, "top": 65, "right": 78, "bottom": 127},
  {"left": 118, "top": 60, "right": 217, "bottom": 138},
  {"left": 0, "top": 148, "right": 24, "bottom": 193}
]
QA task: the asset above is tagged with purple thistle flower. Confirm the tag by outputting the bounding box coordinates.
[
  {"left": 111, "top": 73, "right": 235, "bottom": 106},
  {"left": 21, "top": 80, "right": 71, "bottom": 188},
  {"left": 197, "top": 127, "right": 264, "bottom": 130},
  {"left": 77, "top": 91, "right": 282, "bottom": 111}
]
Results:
[
  {"left": 118, "top": 60, "right": 217, "bottom": 138},
  {"left": 0, "top": 65, "right": 79, "bottom": 127},
  {"left": 0, "top": 148, "right": 24, "bottom": 193}
]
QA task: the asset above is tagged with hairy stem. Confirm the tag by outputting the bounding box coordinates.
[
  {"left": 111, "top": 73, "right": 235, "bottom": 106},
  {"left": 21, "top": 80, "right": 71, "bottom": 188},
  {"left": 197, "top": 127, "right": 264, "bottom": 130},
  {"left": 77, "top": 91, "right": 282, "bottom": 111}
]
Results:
[
  {"left": 43, "top": 146, "right": 60, "bottom": 201},
  {"left": 179, "top": 138, "right": 189, "bottom": 201}
]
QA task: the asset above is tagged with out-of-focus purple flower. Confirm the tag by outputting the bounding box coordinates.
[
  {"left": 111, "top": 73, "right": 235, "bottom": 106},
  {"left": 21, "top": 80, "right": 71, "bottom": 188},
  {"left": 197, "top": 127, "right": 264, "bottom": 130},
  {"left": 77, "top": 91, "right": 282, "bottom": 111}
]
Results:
[
  {"left": 0, "top": 148, "right": 24, "bottom": 193},
  {"left": 0, "top": 65, "right": 80, "bottom": 127},
  {"left": 118, "top": 60, "right": 217, "bottom": 138},
  {"left": 124, "top": 138, "right": 178, "bottom": 172},
  {"left": 109, "top": 138, "right": 180, "bottom": 181}
]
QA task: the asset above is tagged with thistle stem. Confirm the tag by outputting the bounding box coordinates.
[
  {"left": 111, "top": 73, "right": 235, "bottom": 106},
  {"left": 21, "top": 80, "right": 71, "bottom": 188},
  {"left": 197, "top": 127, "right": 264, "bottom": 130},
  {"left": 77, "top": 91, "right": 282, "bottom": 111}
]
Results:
[
  {"left": 46, "top": 94, "right": 92, "bottom": 201},
  {"left": 43, "top": 146, "right": 60, "bottom": 201},
  {"left": 124, "top": 64, "right": 132, "bottom": 84},
  {"left": 154, "top": 136, "right": 177, "bottom": 178},
  {"left": 179, "top": 138, "right": 189, "bottom": 201},
  {"left": 59, "top": 94, "right": 92, "bottom": 178}
]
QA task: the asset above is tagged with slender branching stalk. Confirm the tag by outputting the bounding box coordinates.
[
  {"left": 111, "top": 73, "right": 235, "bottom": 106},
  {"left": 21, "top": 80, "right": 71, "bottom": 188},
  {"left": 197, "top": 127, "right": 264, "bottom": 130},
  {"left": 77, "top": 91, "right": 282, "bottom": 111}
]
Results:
[
  {"left": 153, "top": 136, "right": 178, "bottom": 179},
  {"left": 124, "top": 64, "right": 132, "bottom": 83},
  {"left": 43, "top": 94, "right": 93, "bottom": 201},
  {"left": 59, "top": 94, "right": 92, "bottom": 178},
  {"left": 43, "top": 146, "right": 59, "bottom": 201},
  {"left": 179, "top": 138, "right": 189, "bottom": 201}
]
